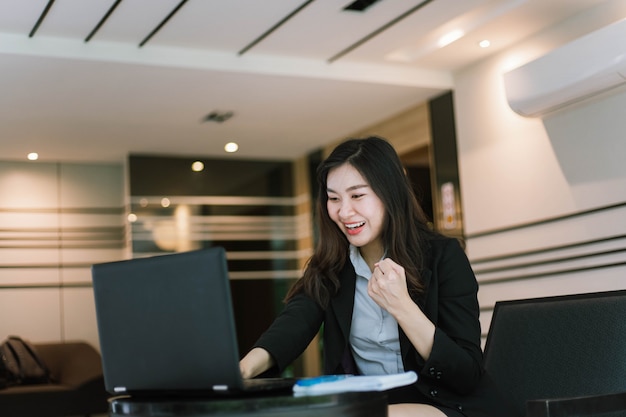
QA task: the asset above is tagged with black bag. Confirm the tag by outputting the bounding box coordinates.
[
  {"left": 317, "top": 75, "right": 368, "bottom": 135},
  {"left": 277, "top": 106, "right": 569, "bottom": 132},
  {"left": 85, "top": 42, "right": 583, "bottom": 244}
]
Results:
[{"left": 0, "top": 336, "right": 52, "bottom": 388}]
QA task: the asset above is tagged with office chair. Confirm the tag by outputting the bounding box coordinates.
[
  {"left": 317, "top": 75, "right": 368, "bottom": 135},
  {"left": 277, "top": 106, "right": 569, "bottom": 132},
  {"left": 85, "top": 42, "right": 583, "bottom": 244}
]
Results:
[{"left": 483, "top": 289, "right": 626, "bottom": 417}]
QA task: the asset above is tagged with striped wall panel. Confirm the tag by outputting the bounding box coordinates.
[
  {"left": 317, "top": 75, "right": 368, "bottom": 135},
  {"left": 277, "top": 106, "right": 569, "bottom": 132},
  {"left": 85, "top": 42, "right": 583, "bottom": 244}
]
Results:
[
  {"left": 128, "top": 155, "right": 311, "bottom": 280},
  {"left": 0, "top": 161, "right": 126, "bottom": 346},
  {"left": 129, "top": 194, "right": 313, "bottom": 280},
  {"left": 0, "top": 163, "right": 126, "bottom": 288},
  {"left": 466, "top": 202, "right": 626, "bottom": 341}
]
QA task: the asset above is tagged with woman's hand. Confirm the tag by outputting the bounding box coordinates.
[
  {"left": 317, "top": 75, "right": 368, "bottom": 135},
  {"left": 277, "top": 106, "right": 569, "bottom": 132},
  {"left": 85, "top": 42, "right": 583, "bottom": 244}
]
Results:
[
  {"left": 367, "top": 258, "right": 412, "bottom": 316},
  {"left": 368, "top": 258, "right": 436, "bottom": 361},
  {"left": 239, "top": 347, "right": 274, "bottom": 379}
]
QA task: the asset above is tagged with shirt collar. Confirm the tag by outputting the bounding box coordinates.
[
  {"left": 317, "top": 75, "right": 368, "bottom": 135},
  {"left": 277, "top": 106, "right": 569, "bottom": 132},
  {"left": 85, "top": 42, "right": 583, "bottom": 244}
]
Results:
[{"left": 349, "top": 245, "right": 374, "bottom": 280}]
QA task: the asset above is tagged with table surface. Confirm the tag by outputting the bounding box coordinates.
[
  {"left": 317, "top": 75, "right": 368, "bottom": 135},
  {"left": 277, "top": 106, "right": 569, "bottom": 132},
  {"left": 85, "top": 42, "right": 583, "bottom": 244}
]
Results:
[{"left": 109, "top": 391, "right": 388, "bottom": 417}]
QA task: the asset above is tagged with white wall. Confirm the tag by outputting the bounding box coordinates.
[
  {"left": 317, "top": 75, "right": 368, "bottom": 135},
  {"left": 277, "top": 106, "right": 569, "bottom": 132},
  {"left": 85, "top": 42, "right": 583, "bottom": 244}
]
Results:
[
  {"left": 0, "top": 161, "right": 126, "bottom": 349},
  {"left": 453, "top": 1, "right": 626, "bottom": 337}
]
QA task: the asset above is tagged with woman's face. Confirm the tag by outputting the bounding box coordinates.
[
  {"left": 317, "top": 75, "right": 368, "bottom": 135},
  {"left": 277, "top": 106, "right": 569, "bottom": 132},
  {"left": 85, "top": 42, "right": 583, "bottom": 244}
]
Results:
[{"left": 326, "top": 163, "right": 385, "bottom": 258}]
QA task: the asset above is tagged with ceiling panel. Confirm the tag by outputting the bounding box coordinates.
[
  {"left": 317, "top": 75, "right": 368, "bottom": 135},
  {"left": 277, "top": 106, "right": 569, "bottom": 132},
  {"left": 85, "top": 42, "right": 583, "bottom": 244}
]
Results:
[
  {"left": 247, "top": 0, "right": 430, "bottom": 60},
  {"left": 146, "top": 0, "right": 300, "bottom": 51},
  {"left": 88, "top": 0, "right": 182, "bottom": 44},
  {"left": 0, "top": 0, "right": 50, "bottom": 34},
  {"left": 0, "top": 0, "right": 620, "bottom": 163},
  {"left": 31, "top": 0, "right": 116, "bottom": 39}
]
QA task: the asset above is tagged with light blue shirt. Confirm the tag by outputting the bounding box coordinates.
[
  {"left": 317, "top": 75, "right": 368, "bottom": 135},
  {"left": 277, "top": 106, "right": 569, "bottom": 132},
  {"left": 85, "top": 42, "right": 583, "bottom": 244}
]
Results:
[{"left": 349, "top": 245, "right": 403, "bottom": 375}]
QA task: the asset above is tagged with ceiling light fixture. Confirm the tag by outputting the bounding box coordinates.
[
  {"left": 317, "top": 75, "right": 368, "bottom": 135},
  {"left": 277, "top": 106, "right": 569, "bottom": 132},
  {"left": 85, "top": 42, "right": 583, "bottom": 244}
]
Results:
[
  {"left": 479, "top": 39, "right": 491, "bottom": 48},
  {"left": 224, "top": 142, "right": 239, "bottom": 153},
  {"left": 191, "top": 161, "right": 204, "bottom": 172},
  {"left": 438, "top": 30, "right": 464, "bottom": 48},
  {"left": 27, "top": 152, "right": 39, "bottom": 161}
]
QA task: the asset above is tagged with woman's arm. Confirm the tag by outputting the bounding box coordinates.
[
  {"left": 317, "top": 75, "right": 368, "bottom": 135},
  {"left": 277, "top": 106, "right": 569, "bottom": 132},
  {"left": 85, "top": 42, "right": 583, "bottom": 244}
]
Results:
[
  {"left": 239, "top": 347, "right": 275, "bottom": 379},
  {"left": 424, "top": 238, "right": 483, "bottom": 394},
  {"left": 369, "top": 238, "right": 484, "bottom": 394},
  {"left": 241, "top": 292, "right": 324, "bottom": 377},
  {"left": 368, "top": 258, "right": 436, "bottom": 361}
]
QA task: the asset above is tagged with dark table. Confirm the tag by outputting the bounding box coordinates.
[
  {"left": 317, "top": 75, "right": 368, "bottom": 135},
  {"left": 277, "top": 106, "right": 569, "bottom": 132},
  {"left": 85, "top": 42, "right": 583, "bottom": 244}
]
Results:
[{"left": 109, "top": 391, "right": 388, "bottom": 416}]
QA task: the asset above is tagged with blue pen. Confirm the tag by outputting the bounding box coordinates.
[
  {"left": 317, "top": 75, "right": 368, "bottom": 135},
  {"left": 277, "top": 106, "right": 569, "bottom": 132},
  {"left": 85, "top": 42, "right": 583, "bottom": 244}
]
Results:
[{"left": 295, "top": 375, "right": 350, "bottom": 387}]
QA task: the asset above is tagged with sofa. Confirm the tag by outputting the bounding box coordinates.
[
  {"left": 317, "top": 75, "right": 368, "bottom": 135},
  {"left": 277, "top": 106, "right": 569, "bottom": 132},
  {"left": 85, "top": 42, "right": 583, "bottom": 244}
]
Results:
[{"left": 0, "top": 341, "right": 109, "bottom": 417}]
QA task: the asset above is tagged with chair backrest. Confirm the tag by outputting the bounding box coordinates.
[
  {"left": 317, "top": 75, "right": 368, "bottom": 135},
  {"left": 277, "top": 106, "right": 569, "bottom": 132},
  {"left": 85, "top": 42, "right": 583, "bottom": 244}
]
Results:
[{"left": 483, "top": 290, "right": 626, "bottom": 417}]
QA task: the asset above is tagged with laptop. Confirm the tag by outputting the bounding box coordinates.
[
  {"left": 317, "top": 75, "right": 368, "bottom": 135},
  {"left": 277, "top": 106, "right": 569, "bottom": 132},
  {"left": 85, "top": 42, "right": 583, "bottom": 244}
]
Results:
[{"left": 91, "top": 246, "right": 295, "bottom": 397}]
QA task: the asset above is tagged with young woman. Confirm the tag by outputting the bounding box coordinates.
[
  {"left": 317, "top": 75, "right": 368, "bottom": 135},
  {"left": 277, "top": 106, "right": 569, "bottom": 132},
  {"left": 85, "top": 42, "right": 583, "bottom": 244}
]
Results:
[{"left": 240, "top": 137, "right": 513, "bottom": 417}]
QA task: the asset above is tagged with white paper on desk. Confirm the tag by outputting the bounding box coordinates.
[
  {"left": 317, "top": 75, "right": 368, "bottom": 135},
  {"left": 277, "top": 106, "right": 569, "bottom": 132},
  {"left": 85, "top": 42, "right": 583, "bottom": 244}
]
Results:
[{"left": 293, "top": 371, "right": 418, "bottom": 395}]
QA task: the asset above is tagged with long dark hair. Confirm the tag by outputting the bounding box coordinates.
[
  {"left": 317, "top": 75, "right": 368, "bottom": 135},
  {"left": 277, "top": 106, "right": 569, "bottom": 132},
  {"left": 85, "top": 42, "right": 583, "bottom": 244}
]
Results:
[{"left": 287, "top": 136, "right": 433, "bottom": 307}]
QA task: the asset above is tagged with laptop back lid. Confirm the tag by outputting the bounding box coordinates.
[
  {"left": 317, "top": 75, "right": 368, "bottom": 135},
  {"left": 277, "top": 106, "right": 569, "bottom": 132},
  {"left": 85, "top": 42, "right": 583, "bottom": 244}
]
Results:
[{"left": 92, "top": 247, "right": 245, "bottom": 395}]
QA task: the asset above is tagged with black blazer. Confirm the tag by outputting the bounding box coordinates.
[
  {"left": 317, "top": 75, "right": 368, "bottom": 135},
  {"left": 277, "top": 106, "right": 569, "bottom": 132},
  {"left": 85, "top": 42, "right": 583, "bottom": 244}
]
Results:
[{"left": 255, "top": 235, "right": 515, "bottom": 417}]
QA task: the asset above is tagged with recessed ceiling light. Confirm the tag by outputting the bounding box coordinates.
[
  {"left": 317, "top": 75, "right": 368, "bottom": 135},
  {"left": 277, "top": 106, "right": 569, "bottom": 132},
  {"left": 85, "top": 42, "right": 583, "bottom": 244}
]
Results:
[
  {"left": 479, "top": 39, "right": 491, "bottom": 48},
  {"left": 191, "top": 161, "right": 204, "bottom": 172},
  {"left": 27, "top": 152, "right": 39, "bottom": 161},
  {"left": 224, "top": 142, "right": 239, "bottom": 153}
]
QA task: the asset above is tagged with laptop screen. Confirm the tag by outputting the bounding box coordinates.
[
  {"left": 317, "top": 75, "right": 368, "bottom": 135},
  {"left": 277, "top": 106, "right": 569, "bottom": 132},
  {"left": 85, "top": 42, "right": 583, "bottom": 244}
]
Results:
[{"left": 92, "top": 247, "right": 245, "bottom": 394}]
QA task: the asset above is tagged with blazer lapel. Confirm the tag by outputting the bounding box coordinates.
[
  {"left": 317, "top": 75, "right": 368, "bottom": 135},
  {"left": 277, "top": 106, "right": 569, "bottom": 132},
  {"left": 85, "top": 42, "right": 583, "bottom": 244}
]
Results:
[{"left": 330, "top": 262, "right": 356, "bottom": 341}]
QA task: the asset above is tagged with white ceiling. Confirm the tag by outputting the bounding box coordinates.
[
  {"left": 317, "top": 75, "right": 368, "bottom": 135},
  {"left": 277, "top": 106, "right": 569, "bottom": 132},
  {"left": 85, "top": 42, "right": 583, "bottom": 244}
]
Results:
[{"left": 0, "top": 0, "right": 613, "bottom": 163}]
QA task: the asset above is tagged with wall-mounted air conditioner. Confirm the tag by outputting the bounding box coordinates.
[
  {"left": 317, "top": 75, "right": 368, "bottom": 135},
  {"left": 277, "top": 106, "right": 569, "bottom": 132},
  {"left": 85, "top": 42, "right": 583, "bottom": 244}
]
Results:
[{"left": 503, "top": 18, "right": 626, "bottom": 117}]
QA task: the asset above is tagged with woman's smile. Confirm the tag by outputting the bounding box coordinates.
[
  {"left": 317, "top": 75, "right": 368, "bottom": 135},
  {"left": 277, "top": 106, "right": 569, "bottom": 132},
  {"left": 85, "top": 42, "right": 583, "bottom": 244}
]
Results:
[{"left": 344, "top": 221, "right": 366, "bottom": 235}]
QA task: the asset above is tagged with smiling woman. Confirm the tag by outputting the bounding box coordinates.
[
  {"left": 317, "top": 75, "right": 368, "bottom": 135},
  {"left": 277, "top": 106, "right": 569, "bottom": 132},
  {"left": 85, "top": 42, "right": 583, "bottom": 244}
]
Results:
[{"left": 239, "top": 136, "right": 516, "bottom": 417}]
